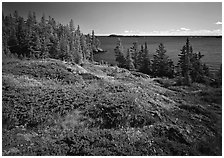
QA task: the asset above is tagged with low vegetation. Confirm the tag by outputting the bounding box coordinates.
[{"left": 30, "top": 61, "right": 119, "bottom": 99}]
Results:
[{"left": 2, "top": 58, "right": 222, "bottom": 156}]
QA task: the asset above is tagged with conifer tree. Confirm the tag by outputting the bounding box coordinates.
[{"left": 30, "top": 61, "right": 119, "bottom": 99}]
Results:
[
  {"left": 178, "top": 38, "right": 210, "bottom": 84},
  {"left": 91, "top": 30, "right": 96, "bottom": 51},
  {"left": 27, "top": 11, "right": 35, "bottom": 31},
  {"left": 80, "top": 34, "right": 88, "bottom": 62},
  {"left": 178, "top": 38, "right": 192, "bottom": 85},
  {"left": 126, "top": 49, "right": 135, "bottom": 70},
  {"left": 59, "top": 36, "right": 69, "bottom": 61},
  {"left": 90, "top": 31, "right": 96, "bottom": 61},
  {"left": 190, "top": 51, "right": 205, "bottom": 82},
  {"left": 39, "top": 13, "right": 47, "bottom": 37},
  {"left": 41, "top": 37, "right": 50, "bottom": 59},
  {"left": 32, "top": 12, "right": 37, "bottom": 24},
  {"left": 69, "top": 19, "right": 75, "bottom": 32},
  {"left": 2, "top": 36, "right": 11, "bottom": 56},
  {"left": 91, "top": 30, "right": 100, "bottom": 52},
  {"left": 2, "top": 11, "right": 102, "bottom": 64},
  {"left": 29, "top": 32, "right": 41, "bottom": 58},
  {"left": 139, "top": 42, "right": 151, "bottom": 75},
  {"left": 130, "top": 41, "right": 139, "bottom": 68},
  {"left": 7, "top": 30, "right": 18, "bottom": 55},
  {"left": 49, "top": 35, "right": 59, "bottom": 59},
  {"left": 202, "top": 63, "right": 210, "bottom": 77},
  {"left": 134, "top": 45, "right": 143, "bottom": 70},
  {"left": 13, "top": 10, "right": 19, "bottom": 23},
  {"left": 85, "top": 34, "right": 92, "bottom": 61},
  {"left": 74, "top": 28, "right": 83, "bottom": 64},
  {"left": 17, "top": 17, "right": 30, "bottom": 57},
  {"left": 114, "top": 38, "right": 126, "bottom": 68},
  {"left": 152, "top": 43, "right": 174, "bottom": 78}
]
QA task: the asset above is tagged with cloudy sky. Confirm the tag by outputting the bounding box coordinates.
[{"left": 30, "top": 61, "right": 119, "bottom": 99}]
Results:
[{"left": 2, "top": 2, "right": 222, "bottom": 36}]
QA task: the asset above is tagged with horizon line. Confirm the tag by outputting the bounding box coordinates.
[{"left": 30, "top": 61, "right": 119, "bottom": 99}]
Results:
[{"left": 95, "top": 34, "right": 222, "bottom": 36}]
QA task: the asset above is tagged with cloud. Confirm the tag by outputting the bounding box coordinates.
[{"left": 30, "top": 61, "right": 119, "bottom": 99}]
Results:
[
  {"left": 124, "top": 30, "right": 130, "bottom": 33},
  {"left": 124, "top": 30, "right": 135, "bottom": 34},
  {"left": 215, "top": 21, "right": 222, "bottom": 25},
  {"left": 144, "top": 29, "right": 222, "bottom": 36},
  {"left": 122, "top": 28, "right": 222, "bottom": 36},
  {"left": 124, "top": 30, "right": 146, "bottom": 35},
  {"left": 180, "top": 27, "right": 190, "bottom": 31}
]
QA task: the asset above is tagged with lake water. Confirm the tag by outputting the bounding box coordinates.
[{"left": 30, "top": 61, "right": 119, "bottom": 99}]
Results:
[{"left": 95, "top": 36, "right": 222, "bottom": 72}]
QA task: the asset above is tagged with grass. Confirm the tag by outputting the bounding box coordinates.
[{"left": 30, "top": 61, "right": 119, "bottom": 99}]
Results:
[{"left": 2, "top": 58, "right": 222, "bottom": 156}]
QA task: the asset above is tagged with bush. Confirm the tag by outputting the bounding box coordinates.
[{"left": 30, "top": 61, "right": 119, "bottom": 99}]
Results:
[
  {"left": 198, "top": 88, "right": 222, "bottom": 104},
  {"left": 2, "top": 59, "right": 83, "bottom": 84},
  {"left": 58, "top": 128, "right": 154, "bottom": 156},
  {"left": 84, "top": 99, "right": 130, "bottom": 128},
  {"left": 2, "top": 77, "right": 84, "bottom": 129},
  {"left": 154, "top": 78, "right": 176, "bottom": 88},
  {"left": 83, "top": 92, "right": 159, "bottom": 129}
]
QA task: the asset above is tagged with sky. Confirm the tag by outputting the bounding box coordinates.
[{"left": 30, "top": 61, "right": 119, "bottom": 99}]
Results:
[{"left": 2, "top": 2, "right": 222, "bottom": 36}]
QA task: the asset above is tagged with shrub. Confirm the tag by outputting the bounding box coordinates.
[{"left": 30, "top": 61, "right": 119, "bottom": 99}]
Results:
[
  {"left": 2, "top": 59, "right": 83, "bottom": 84},
  {"left": 2, "top": 77, "right": 84, "bottom": 129},
  {"left": 154, "top": 78, "right": 177, "bottom": 88}
]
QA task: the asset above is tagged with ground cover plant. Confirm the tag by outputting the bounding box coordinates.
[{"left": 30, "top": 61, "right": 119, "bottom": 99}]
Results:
[{"left": 2, "top": 58, "right": 222, "bottom": 156}]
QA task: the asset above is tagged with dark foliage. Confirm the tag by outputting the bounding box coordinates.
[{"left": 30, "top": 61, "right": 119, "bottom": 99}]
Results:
[
  {"left": 152, "top": 43, "right": 174, "bottom": 78},
  {"left": 114, "top": 38, "right": 126, "bottom": 68},
  {"left": 113, "top": 38, "right": 216, "bottom": 86},
  {"left": 178, "top": 38, "right": 211, "bottom": 85},
  {"left": 2, "top": 11, "right": 101, "bottom": 63}
]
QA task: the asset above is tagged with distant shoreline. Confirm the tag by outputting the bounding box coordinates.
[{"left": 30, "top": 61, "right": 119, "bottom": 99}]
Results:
[{"left": 100, "top": 35, "right": 222, "bottom": 38}]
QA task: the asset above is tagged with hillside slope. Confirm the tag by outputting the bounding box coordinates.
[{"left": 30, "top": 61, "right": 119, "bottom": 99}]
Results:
[{"left": 2, "top": 58, "right": 222, "bottom": 156}]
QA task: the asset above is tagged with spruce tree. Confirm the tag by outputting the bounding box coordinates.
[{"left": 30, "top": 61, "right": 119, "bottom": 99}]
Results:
[
  {"left": 130, "top": 41, "right": 139, "bottom": 68},
  {"left": 13, "top": 10, "right": 19, "bottom": 23},
  {"left": 29, "top": 32, "right": 41, "bottom": 58},
  {"left": 91, "top": 30, "right": 101, "bottom": 53},
  {"left": 68, "top": 26, "right": 75, "bottom": 62},
  {"left": 126, "top": 49, "right": 135, "bottom": 70},
  {"left": 74, "top": 28, "right": 83, "bottom": 64},
  {"left": 69, "top": 19, "right": 75, "bottom": 32},
  {"left": 58, "top": 36, "right": 66, "bottom": 60},
  {"left": 2, "top": 36, "right": 11, "bottom": 57},
  {"left": 139, "top": 42, "right": 151, "bottom": 75},
  {"left": 49, "top": 35, "right": 60, "bottom": 59},
  {"left": 85, "top": 34, "right": 92, "bottom": 61},
  {"left": 17, "top": 17, "right": 30, "bottom": 57},
  {"left": 80, "top": 34, "right": 89, "bottom": 62},
  {"left": 190, "top": 51, "right": 204, "bottom": 82},
  {"left": 114, "top": 38, "right": 126, "bottom": 68},
  {"left": 178, "top": 38, "right": 192, "bottom": 85},
  {"left": 2, "top": 11, "right": 102, "bottom": 64},
  {"left": 152, "top": 43, "right": 174, "bottom": 78},
  {"left": 32, "top": 12, "right": 37, "bottom": 24},
  {"left": 41, "top": 37, "right": 50, "bottom": 59},
  {"left": 27, "top": 11, "right": 35, "bottom": 31},
  {"left": 90, "top": 31, "right": 96, "bottom": 61},
  {"left": 178, "top": 38, "right": 210, "bottom": 84}
]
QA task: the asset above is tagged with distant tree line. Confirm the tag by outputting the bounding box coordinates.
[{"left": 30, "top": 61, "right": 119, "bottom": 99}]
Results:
[
  {"left": 2, "top": 11, "right": 101, "bottom": 64},
  {"left": 114, "top": 38, "right": 221, "bottom": 86}
]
